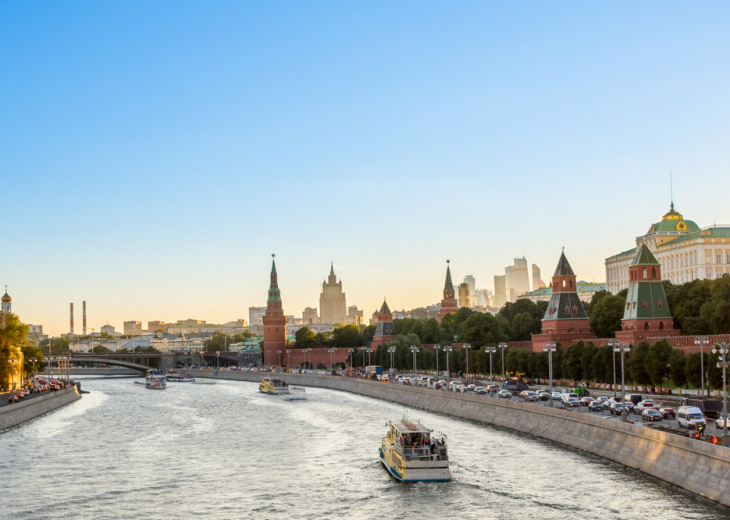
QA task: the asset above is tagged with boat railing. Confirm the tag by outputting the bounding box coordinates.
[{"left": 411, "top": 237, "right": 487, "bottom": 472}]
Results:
[{"left": 393, "top": 443, "right": 447, "bottom": 461}]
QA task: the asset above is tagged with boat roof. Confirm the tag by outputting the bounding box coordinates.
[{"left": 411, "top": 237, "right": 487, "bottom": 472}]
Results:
[{"left": 391, "top": 419, "right": 431, "bottom": 434}]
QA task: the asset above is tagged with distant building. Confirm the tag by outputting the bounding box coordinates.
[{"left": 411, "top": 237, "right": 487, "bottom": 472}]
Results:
[
  {"left": 147, "top": 320, "right": 168, "bottom": 332},
  {"left": 463, "top": 275, "right": 476, "bottom": 294},
  {"left": 472, "top": 288, "right": 491, "bottom": 308},
  {"left": 519, "top": 281, "right": 606, "bottom": 303},
  {"left": 303, "top": 307, "right": 319, "bottom": 324},
  {"left": 371, "top": 300, "right": 396, "bottom": 348},
  {"left": 606, "top": 203, "right": 730, "bottom": 294},
  {"left": 347, "top": 305, "right": 364, "bottom": 325},
  {"left": 458, "top": 283, "right": 470, "bottom": 309},
  {"left": 532, "top": 264, "right": 546, "bottom": 290},
  {"left": 493, "top": 275, "right": 507, "bottom": 309},
  {"left": 100, "top": 324, "right": 122, "bottom": 337},
  {"left": 123, "top": 321, "right": 143, "bottom": 336},
  {"left": 27, "top": 324, "right": 47, "bottom": 341},
  {"left": 319, "top": 262, "right": 347, "bottom": 325},
  {"left": 249, "top": 306, "right": 266, "bottom": 327}
]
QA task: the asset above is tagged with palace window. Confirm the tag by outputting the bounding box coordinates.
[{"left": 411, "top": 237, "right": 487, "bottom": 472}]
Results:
[
  {"left": 643, "top": 268, "right": 647, "bottom": 279},
  {"left": 652, "top": 267, "right": 657, "bottom": 279}
]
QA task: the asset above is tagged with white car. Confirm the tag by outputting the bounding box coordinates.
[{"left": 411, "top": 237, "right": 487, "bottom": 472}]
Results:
[
  {"left": 474, "top": 387, "right": 487, "bottom": 395},
  {"left": 715, "top": 415, "right": 729, "bottom": 429},
  {"left": 551, "top": 392, "right": 562, "bottom": 400}
]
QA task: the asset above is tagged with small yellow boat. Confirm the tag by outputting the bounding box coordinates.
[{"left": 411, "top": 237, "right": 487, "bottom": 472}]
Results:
[
  {"left": 380, "top": 416, "right": 451, "bottom": 482},
  {"left": 259, "top": 377, "right": 290, "bottom": 395}
]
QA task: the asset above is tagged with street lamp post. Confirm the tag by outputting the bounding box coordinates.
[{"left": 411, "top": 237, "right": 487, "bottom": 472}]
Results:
[
  {"left": 434, "top": 345, "right": 440, "bottom": 379},
  {"left": 498, "top": 342, "right": 508, "bottom": 386},
  {"left": 695, "top": 336, "right": 709, "bottom": 397},
  {"left": 277, "top": 350, "right": 282, "bottom": 366},
  {"left": 410, "top": 345, "right": 419, "bottom": 380},
  {"left": 712, "top": 341, "right": 729, "bottom": 446},
  {"left": 444, "top": 346, "right": 453, "bottom": 387},
  {"left": 486, "top": 345, "right": 497, "bottom": 383},
  {"left": 464, "top": 344, "right": 472, "bottom": 382},
  {"left": 348, "top": 348, "right": 354, "bottom": 368},
  {"left": 215, "top": 351, "right": 220, "bottom": 369},
  {"left": 362, "top": 347, "right": 372, "bottom": 367},
  {"left": 543, "top": 342, "right": 557, "bottom": 408},
  {"left": 608, "top": 339, "right": 618, "bottom": 399},
  {"left": 614, "top": 343, "right": 631, "bottom": 422},
  {"left": 387, "top": 346, "right": 397, "bottom": 376},
  {"left": 328, "top": 348, "right": 337, "bottom": 370},
  {"left": 286, "top": 349, "right": 291, "bottom": 367}
]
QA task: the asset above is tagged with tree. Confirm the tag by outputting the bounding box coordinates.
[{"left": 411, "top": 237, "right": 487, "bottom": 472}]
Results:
[
  {"left": 647, "top": 340, "right": 672, "bottom": 390},
  {"left": 458, "top": 313, "right": 508, "bottom": 349},
  {"left": 584, "top": 290, "right": 608, "bottom": 317},
  {"left": 21, "top": 344, "right": 45, "bottom": 376},
  {"left": 589, "top": 294, "right": 625, "bottom": 338},
  {"left": 672, "top": 279, "right": 712, "bottom": 334},
  {"left": 668, "top": 349, "right": 687, "bottom": 389},
  {"left": 701, "top": 275, "right": 730, "bottom": 334},
  {"left": 563, "top": 341, "right": 586, "bottom": 381},
  {"left": 0, "top": 313, "right": 28, "bottom": 390},
  {"left": 685, "top": 353, "right": 702, "bottom": 391},
  {"left": 331, "top": 324, "right": 363, "bottom": 349},
  {"left": 294, "top": 327, "right": 316, "bottom": 349},
  {"left": 628, "top": 341, "right": 651, "bottom": 386}
]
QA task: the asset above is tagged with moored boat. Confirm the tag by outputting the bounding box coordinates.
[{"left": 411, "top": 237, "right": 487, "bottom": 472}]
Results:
[
  {"left": 166, "top": 370, "right": 195, "bottom": 383},
  {"left": 259, "top": 376, "right": 290, "bottom": 395},
  {"left": 380, "top": 416, "right": 451, "bottom": 482}
]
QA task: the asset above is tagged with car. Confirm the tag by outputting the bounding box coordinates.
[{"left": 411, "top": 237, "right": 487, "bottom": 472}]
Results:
[
  {"left": 537, "top": 391, "right": 551, "bottom": 401},
  {"left": 466, "top": 384, "right": 477, "bottom": 392},
  {"left": 588, "top": 400, "right": 605, "bottom": 412},
  {"left": 624, "top": 402, "right": 635, "bottom": 414},
  {"left": 551, "top": 392, "right": 562, "bottom": 401},
  {"left": 579, "top": 397, "right": 594, "bottom": 406},
  {"left": 594, "top": 396, "right": 609, "bottom": 404},
  {"left": 525, "top": 392, "right": 539, "bottom": 402},
  {"left": 634, "top": 400, "right": 656, "bottom": 415},
  {"left": 677, "top": 407, "right": 707, "bottom": 429},
  {"left": 561, "top": 393, "right": 579, "bottom": 404},
  {"left": 610, "top": 402, "right": 626, "bottom": 416},
  {"left": 715, "top": 415, "right": 729, "bottom": 429},
  {"left": 518, "top": 390, "right": 531, "bottom": 400},
  {"left": 486, "top": 384, "right": 499, "bottom": 393},
  {"left": 565, "top": 398, "right": 580, "bottom": 408},
  {"left": 474, "top": 387, "right": 487, "bottom": 395},
  {"left": 642, "top": 409, "right": 662, "bottom": 422},
  {"left": 603, "top": 398, "right": 617, "bottom": 411},
  {"left": 660, "top": 407, "right": 676, "bottom": 419},
  {"left": 498, "top": 390, "right": 512, "bottom": 399}
]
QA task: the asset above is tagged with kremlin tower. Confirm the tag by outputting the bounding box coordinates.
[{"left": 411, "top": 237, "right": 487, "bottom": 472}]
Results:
[
  {"left": 371, "top": 299, "right": 396, "bottom": 348},
  {"left": 615, "top": 243, "right": 679, "bottom": 344},
  {"left": 262, "top": 255, "right": 287, "bottom": 365},
  {"left": 437, "top": 260, "right": 459, "bottom": 322},
  {"left": 531, "top": 250, "right": 594, "bottom": 352}
]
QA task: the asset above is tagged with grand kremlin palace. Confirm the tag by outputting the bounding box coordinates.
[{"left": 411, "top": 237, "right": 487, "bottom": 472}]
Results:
[{"left": 606, "top": 204, "right": 730, "bottom": 294}]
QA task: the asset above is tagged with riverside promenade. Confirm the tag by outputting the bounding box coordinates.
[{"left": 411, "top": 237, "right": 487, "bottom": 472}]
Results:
[
  {"left": 0, "top": 385, "right": 82, "bottom": 432},
  {"left": 194, "top": 369, "right": 730, "bottom": 508}
]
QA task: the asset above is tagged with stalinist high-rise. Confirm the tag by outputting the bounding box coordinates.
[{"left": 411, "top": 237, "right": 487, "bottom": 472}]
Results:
[{"left": 319, "top": 262, "right": 347, "bottom": 325}]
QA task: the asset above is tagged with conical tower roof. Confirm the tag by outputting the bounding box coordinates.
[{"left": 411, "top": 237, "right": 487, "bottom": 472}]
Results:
[
  {"left": 267, "top": 255, "right": 281, "bottom": 302},
  {"left": 444, "top": 261, "right": 454, "bottom": 292},
  {"left": 379, "top": 299, "right": 391, "bottom": 314},
  {"left": 630, "top": 243, "right": 660, "bottom": 266},
  {"left": 553, "top": 251, "right": 575, "bottom": 277}
]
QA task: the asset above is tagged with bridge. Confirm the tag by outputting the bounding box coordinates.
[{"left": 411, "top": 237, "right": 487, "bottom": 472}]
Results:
[{"left": 69, "top": 353, "right": 162, "bottom": 373}]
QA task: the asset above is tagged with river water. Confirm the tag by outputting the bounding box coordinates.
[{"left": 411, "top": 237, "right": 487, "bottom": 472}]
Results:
[{"left": 1, "top": 378, "right": 728, "bottom": 520}]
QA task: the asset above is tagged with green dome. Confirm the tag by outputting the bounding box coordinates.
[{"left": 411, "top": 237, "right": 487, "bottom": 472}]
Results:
[{"left": 647, "top": 203, "right": 699, "bottom": 234}]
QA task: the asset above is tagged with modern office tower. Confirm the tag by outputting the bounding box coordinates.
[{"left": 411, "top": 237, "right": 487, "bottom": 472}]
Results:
[
  {"left": 458, "top": 283, "right": 471, "bottom": 309},
  {"left": 319, "top": 262, "right": 347, "bottom": 325},
  {"left": 493, "top": 275, "right": 507, "bottom": 309},
  {"left": 463, "top": 275, "right": 476, "bottom": 294},
  {"left": 532, "top": 264, "right": 546, "bottom": 290}
]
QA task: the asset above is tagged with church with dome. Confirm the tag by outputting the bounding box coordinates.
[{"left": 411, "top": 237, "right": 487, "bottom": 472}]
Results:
[{"left": 605, "top": 203, "right": 730, "bottom": 294}]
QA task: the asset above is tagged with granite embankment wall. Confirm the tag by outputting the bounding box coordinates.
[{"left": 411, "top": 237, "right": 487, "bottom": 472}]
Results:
[
  {"left": 195, "top": 370, "right": 730, "bottom": 507},
  {"left": 0, "top": 386, "right": 82, "bottom": 432}
]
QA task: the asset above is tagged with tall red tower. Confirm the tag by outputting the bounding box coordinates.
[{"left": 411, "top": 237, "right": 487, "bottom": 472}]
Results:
[
  {"left": 263, "top": 255, "right": 287, "bottom": 365},
  {"left": 437, "top": 260, "right": 459, "bottom": 322}
]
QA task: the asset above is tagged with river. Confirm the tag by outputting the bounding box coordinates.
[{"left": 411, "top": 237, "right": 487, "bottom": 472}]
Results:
[{"left": 1, "top": 378, "right": 728, "bottom": 519}]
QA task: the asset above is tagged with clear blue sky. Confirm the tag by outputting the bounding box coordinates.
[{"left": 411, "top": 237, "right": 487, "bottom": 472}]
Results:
[{"left": 2, "top": 2, "right": 729, "bottom": 335}]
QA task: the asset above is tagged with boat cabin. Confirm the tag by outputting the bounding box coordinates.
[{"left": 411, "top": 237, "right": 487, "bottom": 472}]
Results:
[{"left": 389, "top": 419, "right": 448, "bottom": 462}]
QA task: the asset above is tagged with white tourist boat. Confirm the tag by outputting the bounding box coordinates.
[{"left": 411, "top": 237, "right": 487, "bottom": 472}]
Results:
[
  {"left": 285, "top": 386, "right": 307, "bottom": 401},
  {"left": 144, "top": 370, "right": 167, "bottom": 389},
  {"left": 380, "top": 416, "right": 451, "bottom": 482}
]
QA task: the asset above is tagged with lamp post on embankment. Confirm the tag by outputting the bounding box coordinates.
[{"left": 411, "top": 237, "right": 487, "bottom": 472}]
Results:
[
  {"left": 410, "top": 345, "right": 418, "bottom": 380},
  {"left": 434, "top": 345, "right": 440, "bottom": 378},
  {"left": 608, "top": 339, "right": 618, "bottom": 399},
  {"left": 486, "top": 345, "right": 496, "bottom": 385},
  {"left": 712, "top": 341, "right": 729, "bottom": 446},
  {"left": 444, "top": 346, "right": 452, "bottom": 387},
  {"left": 388, "top": 346, "right": 396, "bottom": 377},
  {"left": 543, "top": 342, "right": 556, "bottom": 408},
  {"left": 695, "top": 336, "right": 709, "bottom": 397},
  {"left": 464, "top": 343, "right": 472, "bottom": 382},
  {"left": 498, "top": 342, "right": 508, "bottom": 387},
  {"left": 614, "top": 343, "right": 631, "bottom": 422}
]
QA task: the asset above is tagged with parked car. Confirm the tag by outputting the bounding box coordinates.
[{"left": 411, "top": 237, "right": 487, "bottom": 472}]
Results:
[
  {"left": 551, "top": 392, "right": 563, "bottom": 401},
  {"left": 537, "top": 391, "right": 551, "bottom": 401},
  {"left": 486, "top": 384, "right": 499, "bottom": 393},
  {"left": 565, "top": 398, "right": 580, "bottom": 408},
  {"left": 498, "top": 390, "right": 512, "bottom": 399},
  {"left": 610, "top": 402, "right": 626, "bottom": 416},
  {"left": 660, "top": 407, "right": 676, "bottom": 419},
  {"left": 561, "top": 393, "right": 579, "bottom": 404},
  {"left": 579, "top": 396, "right": 594, "bottom": 406},
  {"left": 642, "top": 409, "right": 662, "bottom": 422},
  {"left": 588, "top": 400, "right": 604, "bottom": 412},
  {"left": 474, "top": 387, "right": 487, "bottom": 395},
  {"left": 624, "top": 402, "right": 636, "bottom": 414},
  {"left": 603, "top": 398, "right": 617, "bottom": 411}
]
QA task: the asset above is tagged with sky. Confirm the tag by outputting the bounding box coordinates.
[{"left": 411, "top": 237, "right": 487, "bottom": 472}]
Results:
[{"left": 2, "top": 2, "right": 729, "bottom": 335}]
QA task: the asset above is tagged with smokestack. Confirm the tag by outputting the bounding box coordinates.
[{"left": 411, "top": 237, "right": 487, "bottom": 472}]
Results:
[
  {"left": 70, "top": 303, "right": 74, "bottom": 335},
  {"left": 83, "top": 301, "right": 87, "bottom": 336}
]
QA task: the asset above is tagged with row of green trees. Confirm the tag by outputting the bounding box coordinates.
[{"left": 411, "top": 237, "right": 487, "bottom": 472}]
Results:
[{"left": 363, "top": 336, "right": 725, "bottom": 392}]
